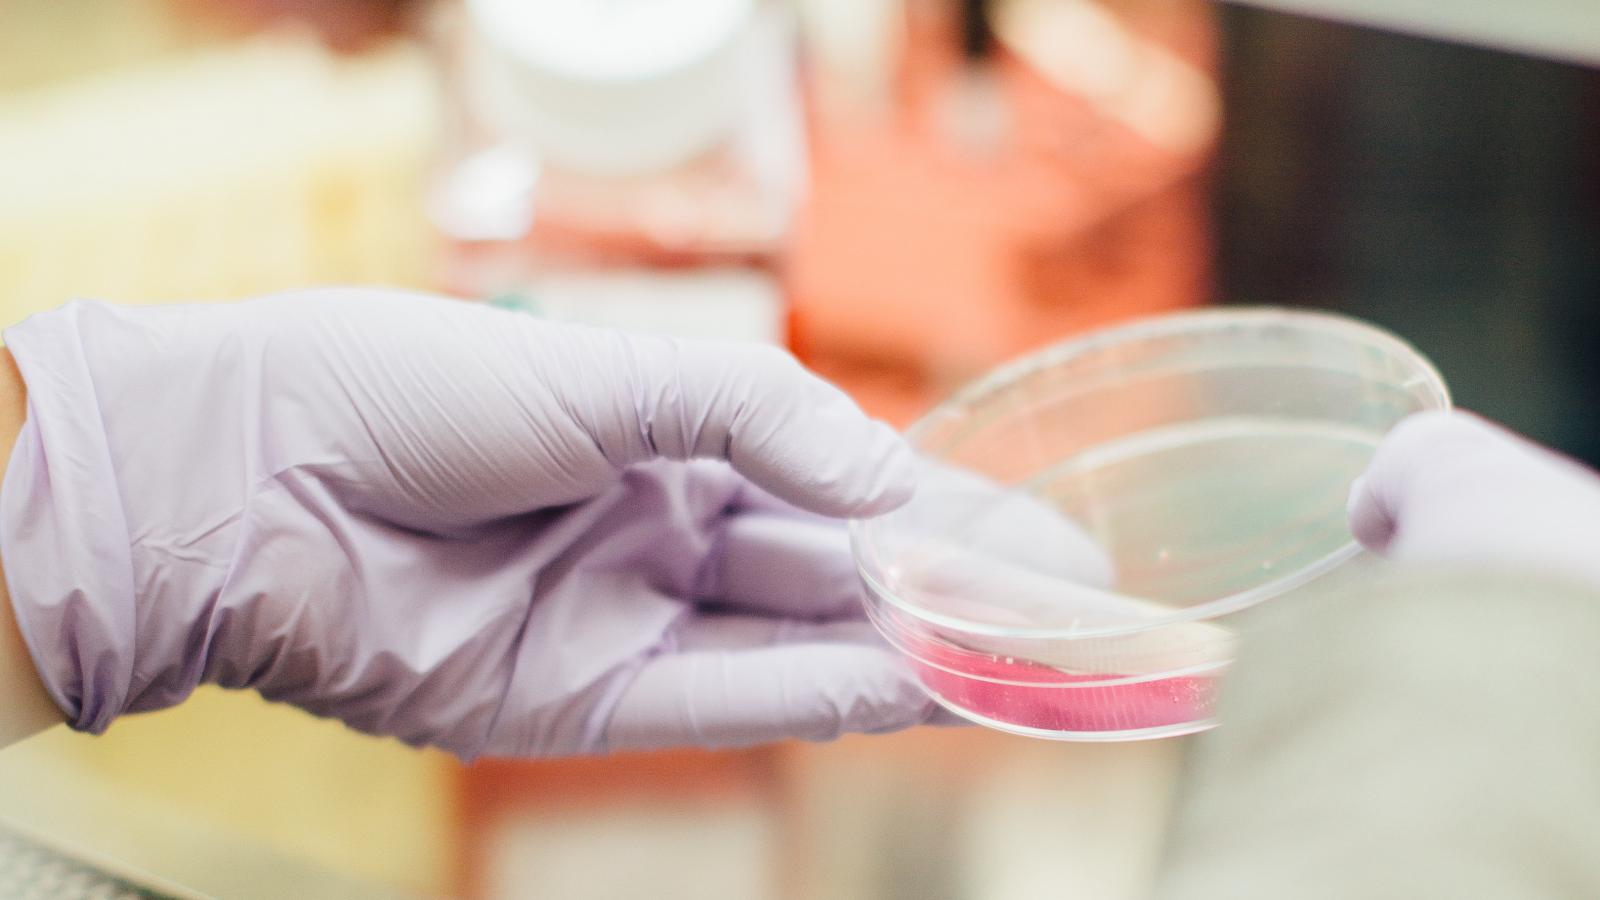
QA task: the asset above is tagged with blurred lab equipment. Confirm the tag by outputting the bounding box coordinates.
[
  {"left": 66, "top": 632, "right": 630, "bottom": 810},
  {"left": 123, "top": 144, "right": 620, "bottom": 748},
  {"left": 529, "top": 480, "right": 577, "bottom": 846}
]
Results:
[
  {"left": 855, "top": 308, "right": 1447, "bottom": 739},
  {"left": 427, "top": 0, "right": 802, "bottom": 344},
  {"left": 790, "top": 0, "right": 1219, "bottom": 424}
]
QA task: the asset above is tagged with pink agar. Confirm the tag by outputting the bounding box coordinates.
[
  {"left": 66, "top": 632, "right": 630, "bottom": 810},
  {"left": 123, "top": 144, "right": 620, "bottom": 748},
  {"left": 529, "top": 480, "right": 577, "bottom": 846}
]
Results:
[{"left": 904, "top": 635, "right": 1217, "bottom": 733}]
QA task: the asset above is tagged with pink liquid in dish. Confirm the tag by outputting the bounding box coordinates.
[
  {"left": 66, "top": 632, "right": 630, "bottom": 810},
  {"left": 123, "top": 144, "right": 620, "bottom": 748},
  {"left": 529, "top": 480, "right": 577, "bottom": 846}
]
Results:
[{"left": 904, "top": 635, "right": 1218, "bottom": 734}]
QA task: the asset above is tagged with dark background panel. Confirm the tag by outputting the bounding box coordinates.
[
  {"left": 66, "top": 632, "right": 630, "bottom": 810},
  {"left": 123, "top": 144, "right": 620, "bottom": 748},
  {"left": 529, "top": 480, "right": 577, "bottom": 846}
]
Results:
[{"left": 1215, "top": 6, "right": 1600, "bottom": 461}]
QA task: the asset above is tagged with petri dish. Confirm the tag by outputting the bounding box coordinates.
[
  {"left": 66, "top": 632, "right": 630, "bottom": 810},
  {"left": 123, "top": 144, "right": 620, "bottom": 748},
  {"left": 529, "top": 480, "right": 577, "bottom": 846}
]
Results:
[{"left": 851, "top": 308, "right": 1449, "bottom": 740}]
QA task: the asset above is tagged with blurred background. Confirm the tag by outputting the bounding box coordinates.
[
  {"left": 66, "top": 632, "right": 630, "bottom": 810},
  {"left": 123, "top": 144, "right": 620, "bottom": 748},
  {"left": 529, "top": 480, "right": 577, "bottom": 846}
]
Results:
[{"left": 0, "top": 0, "right": 1594, "bottom": 897}]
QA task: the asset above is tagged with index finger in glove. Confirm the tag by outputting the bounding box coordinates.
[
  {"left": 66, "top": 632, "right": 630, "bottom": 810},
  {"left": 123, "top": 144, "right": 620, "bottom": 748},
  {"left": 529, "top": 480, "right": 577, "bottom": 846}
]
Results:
[{"left": 572, "top": 330, "right": 917, "bottom": 519}]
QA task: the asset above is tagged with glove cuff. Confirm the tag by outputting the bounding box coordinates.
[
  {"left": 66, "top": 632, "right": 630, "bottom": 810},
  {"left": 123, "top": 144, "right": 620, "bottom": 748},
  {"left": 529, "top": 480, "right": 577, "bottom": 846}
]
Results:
[{"left": 1, "top": 303, "right": 140, "bottom": 734}]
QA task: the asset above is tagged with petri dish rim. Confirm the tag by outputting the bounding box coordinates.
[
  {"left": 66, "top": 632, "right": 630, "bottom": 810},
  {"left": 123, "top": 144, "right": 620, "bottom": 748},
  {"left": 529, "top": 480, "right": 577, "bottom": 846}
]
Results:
[
  {"left": 851, "top": 306, "right": 1451, "bottom": 640},
  {"left": 907, "top": 306, "right": 1449, "bottom": 451}
]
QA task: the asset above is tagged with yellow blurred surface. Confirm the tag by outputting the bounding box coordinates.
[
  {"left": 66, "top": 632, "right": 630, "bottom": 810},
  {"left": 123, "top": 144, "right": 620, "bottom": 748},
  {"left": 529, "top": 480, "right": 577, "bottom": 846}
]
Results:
[
  {"left": 0, "top": 0, "right": 211, "bottom": 93},
  {"left": 0, "top": 33, "right": 437, "bottom": 321},
  {"left": 0, "top": 7, "right": 454, "bottom": 895},
  {"left": 2, "top": 691, "right": 454, "bottom": 898}
]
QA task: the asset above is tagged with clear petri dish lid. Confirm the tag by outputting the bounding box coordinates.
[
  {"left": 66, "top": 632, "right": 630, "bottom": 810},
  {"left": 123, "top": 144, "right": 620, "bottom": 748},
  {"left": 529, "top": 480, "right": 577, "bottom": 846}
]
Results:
[{"left": 853, "top": 307, "right": 1450, "bottom": 639}]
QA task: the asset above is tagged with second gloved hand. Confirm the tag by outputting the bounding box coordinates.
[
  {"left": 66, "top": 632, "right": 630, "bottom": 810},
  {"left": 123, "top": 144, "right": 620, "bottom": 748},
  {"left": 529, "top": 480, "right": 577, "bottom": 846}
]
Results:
[
  {"left": 1349, "top": 410, "right": 1600, "bottom": 585},
  {"left": 1, "top": 290, "right": 937, "bottom": 758}
]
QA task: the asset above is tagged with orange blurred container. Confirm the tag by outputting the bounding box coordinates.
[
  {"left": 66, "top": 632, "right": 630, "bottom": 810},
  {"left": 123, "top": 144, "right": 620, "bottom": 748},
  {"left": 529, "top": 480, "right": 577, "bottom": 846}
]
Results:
[{"left": 790, "top": 0, "right": 1219, "bottom": 424}]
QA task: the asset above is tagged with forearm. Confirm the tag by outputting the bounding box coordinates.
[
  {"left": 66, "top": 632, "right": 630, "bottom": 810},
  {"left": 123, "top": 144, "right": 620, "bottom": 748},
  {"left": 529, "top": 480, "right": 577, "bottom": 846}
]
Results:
[
  {"left": 1156, "top": 566, "right": 1600, "bottom": 899},
  {"left": 0, "top": 346, "right": 67, "bottom": 747}
]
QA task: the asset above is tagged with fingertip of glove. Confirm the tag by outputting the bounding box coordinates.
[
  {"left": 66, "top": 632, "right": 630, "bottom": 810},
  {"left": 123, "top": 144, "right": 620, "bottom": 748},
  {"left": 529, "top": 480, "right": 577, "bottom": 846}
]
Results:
[
  {"left": 1346, "top": 473, "right": 1393, "bottom": 553},
  {"left": 1352, "top": 410, "right": 1514, "bottom": 554},
  {"left": 850, "top": 425, "right": 919, "bottom": 516},
  {"left": 758, "top": 417, "right": 918, "bottom": 520}
]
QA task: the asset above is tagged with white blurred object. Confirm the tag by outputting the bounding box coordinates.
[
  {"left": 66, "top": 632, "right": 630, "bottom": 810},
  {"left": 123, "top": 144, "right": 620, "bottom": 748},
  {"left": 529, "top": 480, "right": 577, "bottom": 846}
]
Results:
[
  {"left": 465, "top": 0, "right": 757, "bottom": 175},
  {"left": 994, "top": 0, "right": 1221, "bottom": 157},
  {"left": 1226, "top": 0, "right": 1600, "bottom": 66},
  {"left": 428, "top": 143, "right": 540, "bottom": 242},
  {"left": 937, "top": 64, "right": 1012, "bottom": 157},
  {"left": 431, "top": 1, "right": 801, "bottom": 345},
  {"left": 797, "top": 0, "right": 906, "bottom": 119},
  {"left": 506, "top": 269, "right": 785, "bottom": 343},
  {"left": 962, "top": 741, "right": 1182, "bottom": 900},
  {"left": 486, "top": 808, "right": 779, "bottom": 900}
]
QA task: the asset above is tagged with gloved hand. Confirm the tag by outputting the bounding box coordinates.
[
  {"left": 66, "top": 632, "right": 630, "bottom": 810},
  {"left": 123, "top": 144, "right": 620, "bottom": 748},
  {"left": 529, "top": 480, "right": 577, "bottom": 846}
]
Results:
[
  {"left": 1348, "top": 410, "right": 1600, "bottom": 584},
  {"left": 0, "top": 289, "right": 938, "bottom": 759}
]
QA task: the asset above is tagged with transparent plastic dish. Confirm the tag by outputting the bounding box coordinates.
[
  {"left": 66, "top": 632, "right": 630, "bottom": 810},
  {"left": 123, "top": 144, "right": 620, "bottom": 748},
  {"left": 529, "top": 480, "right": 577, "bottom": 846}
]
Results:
[{"left": 852, "top": 308, "right": 1449, "bottom": 741}]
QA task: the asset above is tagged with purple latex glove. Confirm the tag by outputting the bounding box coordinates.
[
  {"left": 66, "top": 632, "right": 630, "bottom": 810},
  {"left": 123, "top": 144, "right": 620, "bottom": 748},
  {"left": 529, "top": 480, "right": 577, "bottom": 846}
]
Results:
[
  {"left": 0, "top": 290, "right": 939, "bottom": 759},
  {"left": 1349, "top": 410, "right": 1600, "bottom": 584}
]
